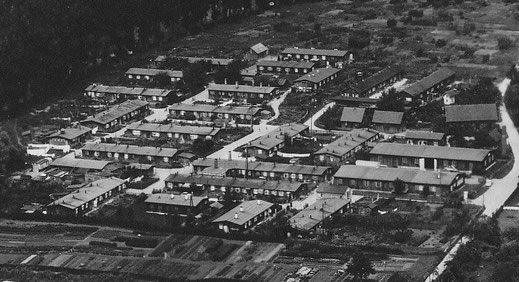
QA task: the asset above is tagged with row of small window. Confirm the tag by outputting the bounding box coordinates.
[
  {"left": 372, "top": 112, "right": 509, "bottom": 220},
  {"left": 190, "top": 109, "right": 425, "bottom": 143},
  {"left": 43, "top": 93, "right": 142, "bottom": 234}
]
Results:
[
  {"left": 286, "top": 54, "right": 328, "bottom": 60},
  {"left": 211, "top": 92, "right": 266, "bottom": 99},
  {"left": 258, "top": 66, "right": 310, "bottom": 73}
]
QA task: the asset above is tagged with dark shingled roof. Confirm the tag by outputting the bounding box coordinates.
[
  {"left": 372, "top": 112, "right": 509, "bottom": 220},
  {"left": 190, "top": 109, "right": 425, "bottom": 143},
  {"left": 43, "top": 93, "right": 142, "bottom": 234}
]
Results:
[
  {"left": 445, "top": 103, "right": 498, "bottom": 123},
  {"left": 370, "top": 143, "right": 492, "bottom": 162},
  {"left": 125, "top": 68, "right": 183, "bottom": 78},
  {"left": 48, "top": 126, "right": 91, "bottom": 141},
  {"left": 349, "top": 65, "right": 404, "bottom": 95},
  {"left": 257, "top": 60, "right": 315, "bottom": 69},
  {"left": 404, "top": 130, "right": 445, "bottom": 141},
  {"left": 340, "top": 107, "right": 366, "bottom": 123},
  {"left": 402, "top": 68, "right": 455, "bottom": 97},
  {"left": 372, "top": 110, "right": 404, "bottom": 125},
  {"left": 82, "top": 100, "right": 149, "bottom": 125},
  {"left": 316, "top": 183, "right": 349, "bottom": 195}
]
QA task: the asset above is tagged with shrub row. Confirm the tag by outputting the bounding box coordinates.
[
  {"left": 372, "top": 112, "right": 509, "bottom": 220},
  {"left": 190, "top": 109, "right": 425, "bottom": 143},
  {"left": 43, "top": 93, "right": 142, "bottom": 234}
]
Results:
[
  {"left": 89, "top": 241, "right": 117, "bottom": 248},
  {"left": 210, "top": 244, "right": 238, "bottom": 261}
]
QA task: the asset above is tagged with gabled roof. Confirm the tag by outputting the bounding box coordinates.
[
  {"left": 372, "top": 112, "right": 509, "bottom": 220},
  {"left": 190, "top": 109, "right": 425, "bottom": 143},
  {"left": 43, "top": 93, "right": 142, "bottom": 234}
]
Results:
[
  {"left": 193, "top": 159, "right": 331, "bottom": 177},
  {"left": 81, "top": 143, "right": 178, "bottom": 158},
  {"left": 207, "top": 84, "right": 277, "bottom": 94},
  {"left": 165, "top": 174, "right": 304, "bottom": 192},
  {"left": 213, "top": 200, "right": 274, "bottom": 226},
  {"left": 349, "top": 65, "right": 404, "bottom": 94},
  {"left": 290, "top": 198, "right": 350, "bottom": 231},
  {"left": 250, "top": 43, "right": 269, "bottom": 54},
  {"left": 82, "top": 100, "right": 149, "bottom": 125},
  {"left": 49, "top": 177, "right": 125, "bottom": 209},
  {"left": 294, "top": 68, "right": 341, "bottom": 84},
  {"left": 333, "top": 165, "right": 461, "bottom": 186},
  {"left": 50, "top": 158, "right": 111, "bottom": 170},
  {"left": 316, "top": 183, "right": 348, "bottom": 195},
  {"left": 145, "top": 193, "right": 206, "bottom": 207},
  {"left": 169, "top": 103, "right": 261, "bottom": 116},
  {"left": 333, "top": 96, "right": 379, "bottom": 104},
  {"left": 249, "top": 123, "right": 308, "bottom": 151},
  {"left": 340, "top": 107, "right": 366, "bottom": 123},
  {"left": 257, "top": 60, "right": 315, "bottom": 69},
  {"left": 372, "top": 110, "right": 404, "bottom": 125},
  {"left": 370, "top": 143, "right": 492, "bottom": 162},
  {"left": 445, "top": 103, "right": 498, "bottom": 123},
  {"left": 48, "top": 126, "right": 91, "bottom": 141},
  {"left": 404, "top": 130, "right": 445, "bottom": 141},
  {"left": 402, "top": 68, "right": 455, "bottom": 97},
  {"left": 126, "top": 122, "right": 221, "bottom": 136},
  {"left": 84, "top": 84, "right": 173, "bottom": 97},
  {"left": 282, "top": 47, "right": 348, "bottom": 57},
  {"left": 125, "top": 68, "right": 183, "bottom": 78},
  {"left": 314, "top": 129, "right": 379, "bottom": 157}
]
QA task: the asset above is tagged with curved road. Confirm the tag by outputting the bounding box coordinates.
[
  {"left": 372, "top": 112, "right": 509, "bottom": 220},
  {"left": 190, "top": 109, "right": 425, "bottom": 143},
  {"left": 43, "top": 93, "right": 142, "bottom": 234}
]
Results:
[{"left": 425, "top": 78, "right": 519, "bottom": 281}]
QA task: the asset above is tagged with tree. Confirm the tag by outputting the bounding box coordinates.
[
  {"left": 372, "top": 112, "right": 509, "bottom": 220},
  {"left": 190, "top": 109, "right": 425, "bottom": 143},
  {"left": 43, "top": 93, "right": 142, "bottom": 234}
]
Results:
[
  {"left": 153, "top": 72, "right": 172, "bottom": 88},
  {"left": 377, "top": 88, "right": 405, "bottom": 112},
  {"left": 498, "top": 36, "right": 515, "bottom": 50},
  {"left": 435, "top": 38, "right": 447, "bottom": 47},
  {"left": 349, "top": 30, "right": 370, "bottom": 49},
  {"left": 214, "top": 60, "right": 247, "bottom": 84},
  {"left": 456, "top": 77, "right": 502, "bottom": 105},
  {"left": 182, "top": 61, "right": 211, "bottom": 93},
  {"left": 393, "top": 178, "right": 406, "bottom": 194},
  {"left": 387, "top": 18, "right": 397, "bottom": 28},
  {"left": 192, "top": 138, "right": 215, "bottom": 156},
  {"left": 347, "top": 251, "right": 375, "bottom": 280}
]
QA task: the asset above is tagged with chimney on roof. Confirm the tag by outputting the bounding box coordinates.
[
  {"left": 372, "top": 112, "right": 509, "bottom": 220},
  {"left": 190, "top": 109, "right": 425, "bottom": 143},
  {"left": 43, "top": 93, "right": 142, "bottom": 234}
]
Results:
[
  {"left": 170, "top": 194, "right": 174, "bottom": 199},
  {"left": 224, "top": 78, "right": 227, "bottom": 84},
  {"left": 240, "top": 206, "right": 244, "bottom": 212},
  {"left": 257, "top": 200, "right": 261, "bottom": 205},
  {"left": 228, "top": 151, "right": 232, "bottom": 161},
  {"left": 234, "top": 212, "right": 238, "bottom": 219},
  {"left": 235, "top": 81, "right": 239, "bottom": 88},
  {"left": 214, "top": 158, "right": 218, "bottom": 169}
]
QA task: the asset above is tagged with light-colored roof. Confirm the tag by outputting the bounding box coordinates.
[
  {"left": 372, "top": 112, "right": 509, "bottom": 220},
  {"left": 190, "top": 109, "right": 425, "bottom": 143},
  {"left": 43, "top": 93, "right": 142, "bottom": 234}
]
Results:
[
  {"left": 145, "top": 193, "right": 206, "bottom": 207},
  {"left": 249, "top": 123, "right": 308, "bottom": 151},
  {"left": 213, "top": 200, "right": 274, "bottom": 226},
  {"left": 81, "top": 143, "right": 178, "bottom": 158},
  {"left": 290, "top": 198, "right": 350, "bottom": 231},
  {"left": 50, "top": 178, "right": 125, "bottom": 209},
  {"left": 402, "top": 68, "right": 455, "bottom": 97},
  {"left": 404, "top": 130, "right": 445, "bottom": 141},
  {"left": 82, "top": 100, "right": 149, "bottom": 125},
  {"left": 84, "top": 84, "right": 173, "bottom": 97},
  {"left": 193, "top": 159, "right": 331, "bottom": 177},
  {"left": 314, "top": 129, "right": 379, "bottom": 157},
  {"left": 126, "top": 122, "right": 221, "bottom": 136},
  {"left": 370, "top": 143, "right": 492, "bottom": 162},
  {"left": 207, "top": 83, "right": 277, "bottom": 94},
  {"left": 257, "top": 60, "right": 315, "bottom": 69},
  {"left": 48, "top": 126, "right": 91, "bottom": 141},
  {"left": 294, "top": 68, "right": 341, "bottom": 84},
  {"left": 169, "top": 103, "right": 261, "bottom": 116},
  {"left": 282, "top": 47, "right": 348, "bottom": 57},
  {"left": 250, "top": 43, "right": 269, "bottom": 54},
  {"left": 445, "top": 104, "right": 498, "bottom": 123},
  {"left": 125, "top": 68, "right": 183, "bottom": 78},
  {"left": 372, "top": 110, "right": 404, "bottom": 125},
  {"left": 50, "top": 158, "right": 111, "bottom": 170},
  {"left": 340, "top": 107, "right": 366, "bottom": 123},
  {"left": 333, "top": 165, "right": 460, "bottom": 186},
  {"left": 165, "top": 174, "right": 304, "bottom": 192}
]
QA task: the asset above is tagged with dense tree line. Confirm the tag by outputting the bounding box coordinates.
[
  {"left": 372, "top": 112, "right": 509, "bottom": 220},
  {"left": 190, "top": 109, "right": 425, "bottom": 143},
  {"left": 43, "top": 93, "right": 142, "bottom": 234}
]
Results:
[{"left": 0, "top": 0, "right": 305, "bottom": 118}]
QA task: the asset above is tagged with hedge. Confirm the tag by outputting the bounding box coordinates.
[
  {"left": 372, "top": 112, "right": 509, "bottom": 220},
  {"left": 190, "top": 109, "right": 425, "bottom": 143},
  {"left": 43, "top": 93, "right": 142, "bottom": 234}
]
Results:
[{"left": 89, "top": 241, "right": 117, "bottom": 248}]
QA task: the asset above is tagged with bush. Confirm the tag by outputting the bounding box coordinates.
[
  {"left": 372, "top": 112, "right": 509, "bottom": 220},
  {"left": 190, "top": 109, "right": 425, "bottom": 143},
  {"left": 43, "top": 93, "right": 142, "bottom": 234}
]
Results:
[
  {"left": 211, "top": 243, "right": 238, "bottom": 261},
  {"left": 435, "top": 39, "right": 447, "bottom": 47},
  {"left": 498, "top": 36, "right": 515, "bottom": 50},
  {"left": 408, "top": 9, "right": 424, "bottom": 18},
  {"left": 205, "top": 238, "right": 224, "bottom": 253},
  {"left": 89, "top": 240, "right": 117, "bottom": 248},
  {"left": 124, "top": 237, "right": 159, "bottom": 248},
  {"left": 387, "top": 18, "right": 398, "bottom": 28}
]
